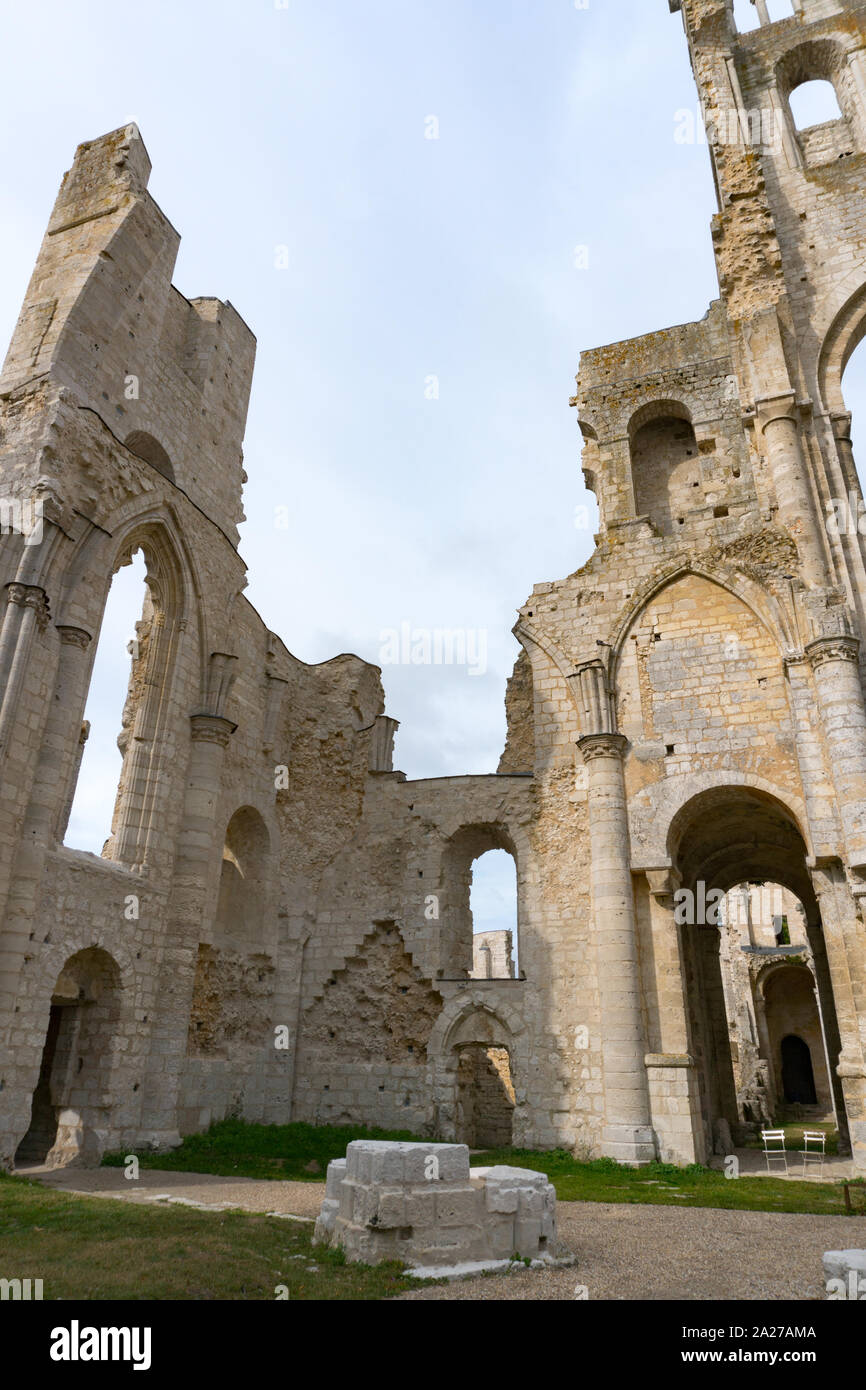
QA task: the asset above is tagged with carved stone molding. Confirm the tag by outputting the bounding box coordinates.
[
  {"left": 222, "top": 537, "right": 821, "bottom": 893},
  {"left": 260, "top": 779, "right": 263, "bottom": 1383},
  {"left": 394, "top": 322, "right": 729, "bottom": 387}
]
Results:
[
  {"left": 644, "top": 1053, "right": 694, "bottom": 1069},
  {"left": 577, "top": 731, "right": 628, "bottom": 764},
  {"left": 189, "top": 713, "right": 237, "bottom": 747},
  {"left": 56, "top": 624, "right": 92, "bottom": 650},
  {"left": 6, "top": 582, "right": 50, "bottom": 631},
  {"left": 755, "top": 391, "right": 797, "bottom": 433},
  {"left": 645, "top": 866, "right": 682, "bottom": 902},
  {"left": 805, "top": 635, "right": 860, "bottom": 670}
]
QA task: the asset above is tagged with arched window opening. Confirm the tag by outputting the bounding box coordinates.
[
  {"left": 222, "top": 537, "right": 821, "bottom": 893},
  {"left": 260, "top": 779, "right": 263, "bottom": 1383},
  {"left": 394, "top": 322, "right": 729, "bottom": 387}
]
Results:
[
  {"left": 789, "top": 79, "right": 843, "bottom": 131},
  {"left": 124, "top": 431, "right": 175, "bottom": 483},
  {"left": 64, "top": 550, "right": 149, "bottom": 855},
  {"left": 468, "top": 848, "right": 518, "bottom": 979},
  {"left": 214, "top": 806, "right": 271, "bottom": 947},
  {"left": 629, "top": 407, "right": 700, "bottom": 534}
]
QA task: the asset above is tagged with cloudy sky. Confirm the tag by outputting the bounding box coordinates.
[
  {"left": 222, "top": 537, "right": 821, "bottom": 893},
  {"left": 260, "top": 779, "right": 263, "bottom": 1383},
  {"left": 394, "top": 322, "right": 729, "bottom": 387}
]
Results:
[{"left": 1, "top": 0, "right": 862, "bottom": 931}]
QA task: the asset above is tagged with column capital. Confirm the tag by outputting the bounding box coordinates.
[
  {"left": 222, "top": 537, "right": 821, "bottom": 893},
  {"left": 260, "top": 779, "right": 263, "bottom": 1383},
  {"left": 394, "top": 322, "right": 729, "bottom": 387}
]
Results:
[
  {"left": 56, "top": 624, "right": 92, "bottom": 650},
  {"left": 805, "top": 634, "right": 860, "bottom": 670},
  {"left": 577, "top": 731, "right": 628, "bottom": 763},
  {"left": 189, "top": 713, "right": 237, "bottom": 746},
  {"left": 830, "top": 411, "right": 853, "bottom": 444},
  {"left": 755, "top": 391, "right": 797, "bottom": 432},
  {"left": 6, "top": 581, "right": 50, "bottom": 630},
  {"left": 645, "top": 865, "right": 682, "bottom": 901}
]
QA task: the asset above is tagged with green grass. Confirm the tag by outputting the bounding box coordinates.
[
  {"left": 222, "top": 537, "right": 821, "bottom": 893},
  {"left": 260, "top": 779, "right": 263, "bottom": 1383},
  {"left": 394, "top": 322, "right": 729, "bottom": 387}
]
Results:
[
  {"left": 104, "top": 1120, "right": 866, "bottom": 1217},
  {"left": 0, "top": 1172, "right": 418, "bottom": 1300},
  {"left": 469, "top": 1148, "right": 866, "bottom": 1215},
  {"left": 741, "top": 1119, "right": 839, "bottom": 1156},
  {"left": 103, "top": 1118, "right": 423, "bottom": 1182}
]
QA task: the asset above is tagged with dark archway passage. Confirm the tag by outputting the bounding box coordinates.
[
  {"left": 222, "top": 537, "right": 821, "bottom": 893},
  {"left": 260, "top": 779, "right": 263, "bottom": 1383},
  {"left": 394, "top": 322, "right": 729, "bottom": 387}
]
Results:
[
  {"left": 15, "top": 948, "right": 123, "bottom": 1169},
  {"left": 781, "top": 1034, "right": 818, "bottom": 1106},
  {"left": 667, "top": 785, "right": 848, "bottom": 1152},
  {"left": 14, "top": 1004, "right": 63, "bottom": 1165},
  {"left": 455, "top": 1044, "right": 515, "bottom": 1148}
]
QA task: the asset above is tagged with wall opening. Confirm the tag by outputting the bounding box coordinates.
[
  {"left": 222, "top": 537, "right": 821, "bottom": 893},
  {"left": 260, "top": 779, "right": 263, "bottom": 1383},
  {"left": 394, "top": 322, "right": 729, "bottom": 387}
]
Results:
[
  {"left": 214, "top": 807, "right": 271, "bottom": 947},
  {"left": 455, "top": 1043, "right": 515, "bottom": 1148},
  {"left": 732, "top": 0, "right": 760, "bottom": 32},
  {"left": 668, "top": 786, "right": 846, "bottom": 1152},
  {"left": 15, "top": 948, "right": 122, "bottom": 1169},
  {"left": 14, "top": 1004, "right": 63, "bottom": 1165},
  {"left": 440, "top": 826, "right": 519, "bottom": 979},
  {"left": 629, "top": 406, "right": 700, "bottom": 535},
  {"left": 788, "top": 80, "right": 843, "bottom": 131},
  {"left": 469, "top": 848, "right": 518, "bottom": 979},
  {"left": 64, "top": 550, "right": 149, "bottom": 855},
  {"left": 780, "top": 1033, "right": 817, "bottom": 1106}
]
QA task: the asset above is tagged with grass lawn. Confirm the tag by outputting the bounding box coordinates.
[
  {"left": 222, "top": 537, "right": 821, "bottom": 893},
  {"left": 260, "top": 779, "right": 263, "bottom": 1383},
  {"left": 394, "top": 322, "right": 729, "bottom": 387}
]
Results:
[
  {"left": 0, "top": 1172, "right": 418, "bottom": 1300},
  {"left": 102, "top": 1119, "right": 866, "bottom": 1217},
  {"left": 741, "top": 1119, "right": 839, "bottom": 1156}
]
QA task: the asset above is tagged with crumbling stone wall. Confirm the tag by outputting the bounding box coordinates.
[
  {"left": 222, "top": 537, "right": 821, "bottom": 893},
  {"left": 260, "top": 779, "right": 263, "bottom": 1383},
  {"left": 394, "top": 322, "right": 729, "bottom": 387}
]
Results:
[{"left": 4, "top": 0, "right": 866, "bottom": 1173}]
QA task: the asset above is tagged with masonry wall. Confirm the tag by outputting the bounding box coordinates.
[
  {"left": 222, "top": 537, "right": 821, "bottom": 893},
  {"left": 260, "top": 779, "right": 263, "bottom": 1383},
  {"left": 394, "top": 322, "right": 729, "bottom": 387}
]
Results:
[{"left": 4, "top": 0, "right": 866, "bottom": 1174}]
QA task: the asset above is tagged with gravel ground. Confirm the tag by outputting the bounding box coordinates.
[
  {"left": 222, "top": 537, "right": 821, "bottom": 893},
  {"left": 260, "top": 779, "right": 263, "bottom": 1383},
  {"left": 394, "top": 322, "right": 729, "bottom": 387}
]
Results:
[
  {"left": 400, "top": 1202, "right": 866, "bottom": 1301},
  {"left": 21, "top": 1166, "right": 866, "bottom": 1300}
]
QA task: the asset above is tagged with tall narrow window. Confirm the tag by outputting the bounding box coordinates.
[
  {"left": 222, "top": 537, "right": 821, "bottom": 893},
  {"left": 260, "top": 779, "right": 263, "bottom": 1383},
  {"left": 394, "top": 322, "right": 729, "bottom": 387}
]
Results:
[
  {"left": 64, "top": 550, "right": 148, "bottom": 855},
  {"left": 469, "top": 848, "right": 518, "bottom": 978}
]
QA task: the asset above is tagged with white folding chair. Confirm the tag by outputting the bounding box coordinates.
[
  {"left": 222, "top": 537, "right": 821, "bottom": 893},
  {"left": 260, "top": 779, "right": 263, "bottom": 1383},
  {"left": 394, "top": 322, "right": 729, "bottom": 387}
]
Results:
[
  {"left": 799, "top": 1130, "right": 826, "bottom": 1178},
  {"left": 761, "top": 1128, "right": 788, "bottom": 1174}
]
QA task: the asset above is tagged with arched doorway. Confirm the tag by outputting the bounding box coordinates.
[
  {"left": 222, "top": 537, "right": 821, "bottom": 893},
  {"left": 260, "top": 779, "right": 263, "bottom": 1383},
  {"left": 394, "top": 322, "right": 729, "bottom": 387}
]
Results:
[
  {"left": 781, "top": 1034, "right": 818, "bottom": 1106},
  {"left": 455, "top": 1045, "right": 515, "bottom": 1148},
  {"left": 15, "top": 947, "right": 123, "bottom": 1169},
  {"left": 667, "top": 785, "right": 848, "bottom": 1153},
  {"left": 444, "top": 1007, "right": 516, "bottom": 1149}
]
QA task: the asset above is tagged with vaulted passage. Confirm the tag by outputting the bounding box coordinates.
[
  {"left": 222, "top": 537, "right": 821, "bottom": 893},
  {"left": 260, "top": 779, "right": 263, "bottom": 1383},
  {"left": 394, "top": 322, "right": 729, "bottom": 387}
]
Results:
[
  {"left": 668, "top": 787, "right": 847, "bottom": 1153},
  {"left": 15, "top": 948, "right": 123, "bottom": 1169}
]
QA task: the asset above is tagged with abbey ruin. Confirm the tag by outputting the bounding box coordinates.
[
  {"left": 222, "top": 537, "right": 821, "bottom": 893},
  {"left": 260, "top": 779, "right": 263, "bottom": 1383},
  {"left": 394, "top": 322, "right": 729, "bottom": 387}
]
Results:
[{"left": 2, "top": 0, "right": 866, "bottom": 1175}]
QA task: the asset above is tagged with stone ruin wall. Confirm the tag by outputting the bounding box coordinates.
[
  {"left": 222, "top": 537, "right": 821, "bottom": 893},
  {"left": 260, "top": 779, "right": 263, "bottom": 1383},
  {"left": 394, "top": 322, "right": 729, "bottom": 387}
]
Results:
[{"left": 3, "top": 0, "right": 866, "bottom": 1172}]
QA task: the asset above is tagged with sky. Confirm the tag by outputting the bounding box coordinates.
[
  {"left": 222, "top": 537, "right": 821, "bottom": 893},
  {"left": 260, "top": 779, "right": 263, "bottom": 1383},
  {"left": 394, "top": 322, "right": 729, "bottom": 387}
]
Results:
[{"left": 2, "top": 0, "right": 864, "bottom": 934}]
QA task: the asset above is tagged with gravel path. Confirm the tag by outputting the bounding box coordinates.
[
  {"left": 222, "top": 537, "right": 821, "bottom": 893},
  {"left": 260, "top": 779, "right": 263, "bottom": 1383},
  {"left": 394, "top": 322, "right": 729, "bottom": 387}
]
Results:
[
  {"left": 401, "top": 1203, "right": 866, "bottom": 1301},
  {"left": 22, "top": 1166, "right": 866, "bottom": 1300}
]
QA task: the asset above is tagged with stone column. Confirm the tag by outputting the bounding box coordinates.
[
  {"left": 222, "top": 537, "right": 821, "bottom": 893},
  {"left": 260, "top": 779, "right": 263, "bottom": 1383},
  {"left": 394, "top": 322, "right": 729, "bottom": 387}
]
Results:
[
  {"left": 578, "top": 731, "right": 654, "bottom": 1165},
  {"left": 806, "top": 634, "right": 866, "bottom": 874},
  {"left": 751, "top": 0, "right": 770, "bottom": 25},
  {"left": 369, "top": 715, "right": 400, "bottom": 773},
  {"left": 642, "top": 868, "right": 704, "bottom": 1164},
  {"left": 810, "top": 862, "right": 866, "bottom": 1171},
  {"left": 830, "top": 412, "right": 858, "bottom": 496},
  {"left": 756, "top": 395, "right": 827, "bottom": 587},
  {"left": 139, "top": 713, "right": 236, "bottom": 1143},
  {"left": 0, "top": 582, "right": 50, "bottom": 756}
]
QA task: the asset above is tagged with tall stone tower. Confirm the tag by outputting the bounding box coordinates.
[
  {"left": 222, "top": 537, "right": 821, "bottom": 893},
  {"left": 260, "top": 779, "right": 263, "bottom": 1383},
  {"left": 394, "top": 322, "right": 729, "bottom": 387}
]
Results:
[{"left": 548, "top": 0, "right": 866, "bottom": 1164}]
